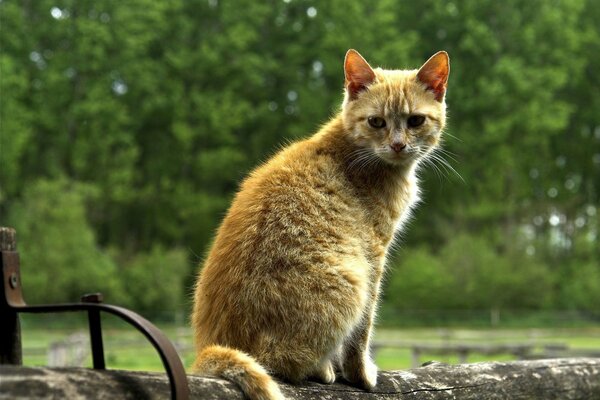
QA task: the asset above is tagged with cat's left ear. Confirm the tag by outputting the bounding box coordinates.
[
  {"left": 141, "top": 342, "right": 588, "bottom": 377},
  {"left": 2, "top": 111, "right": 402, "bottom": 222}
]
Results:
[
  {"left": 417, "top": 51, "right": 450, "bottom": 102},
  {"left": 344, "top": 49, "right": 376, "bottom": 101}
]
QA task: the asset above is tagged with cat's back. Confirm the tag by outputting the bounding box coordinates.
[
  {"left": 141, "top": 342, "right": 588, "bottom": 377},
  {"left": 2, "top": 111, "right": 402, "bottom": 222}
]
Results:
[
  {"left": 193, "top": 127, "right": 369, "bottom": 349},
  {"left": 209, "top": 129, "right": 363, "bottom": 267}
]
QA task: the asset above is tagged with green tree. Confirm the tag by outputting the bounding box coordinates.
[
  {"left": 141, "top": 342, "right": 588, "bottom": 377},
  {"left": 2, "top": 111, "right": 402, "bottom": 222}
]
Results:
[
  {"left": 438, "top": 234, "right": 552, "bottom": 310},
  {"left": 7, "top": 178, "right": 124, "bottom": 304},
  {"left": 562, "top": 262, "right": 600, "bottom": 312},
  {"left": 0, "top": 0, "right": 34, "bottom": 205},
  {"left": 114, "top": 246, "right": 189, "bottom": 316},
  {"left": 385, "top": 247, "right": 455, "bottom": 310}
]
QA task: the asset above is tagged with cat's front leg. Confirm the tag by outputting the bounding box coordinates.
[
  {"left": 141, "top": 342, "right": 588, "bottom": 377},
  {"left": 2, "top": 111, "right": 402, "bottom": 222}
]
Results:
[
  {"left": 341, "top": 296, "right": 379, "bottom": 388},
  {"left": 341, "top": 321, "right": 378, "bottom": 389},
  {"left": 341, "top": 262, "right": 383, "bottom": 390}
]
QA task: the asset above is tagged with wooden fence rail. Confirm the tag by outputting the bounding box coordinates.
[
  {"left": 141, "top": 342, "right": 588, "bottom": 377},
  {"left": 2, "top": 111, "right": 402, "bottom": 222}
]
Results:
[{"left": 1, "top": 358, "right": 599, "bottom": 399}]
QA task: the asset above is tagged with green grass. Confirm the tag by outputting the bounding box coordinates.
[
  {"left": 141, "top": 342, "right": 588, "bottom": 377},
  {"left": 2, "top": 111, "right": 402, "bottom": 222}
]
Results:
[
  {"left": 375, "top": 327, "right": 600, "bottom": 369},
  {"left": 19, "top": 314, "right": 600, "bottom": 372}
]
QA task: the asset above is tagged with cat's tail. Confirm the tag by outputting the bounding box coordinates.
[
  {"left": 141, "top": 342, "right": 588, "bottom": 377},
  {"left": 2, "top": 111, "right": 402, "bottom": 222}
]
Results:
[{"left": 192, "top": 345, "right": 285, "bottom": 400}]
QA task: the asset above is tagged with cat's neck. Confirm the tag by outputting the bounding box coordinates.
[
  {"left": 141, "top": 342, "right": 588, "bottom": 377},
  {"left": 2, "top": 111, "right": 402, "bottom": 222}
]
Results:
[{"left": 311, "top": 114, "right": 419, "bottom": 245}]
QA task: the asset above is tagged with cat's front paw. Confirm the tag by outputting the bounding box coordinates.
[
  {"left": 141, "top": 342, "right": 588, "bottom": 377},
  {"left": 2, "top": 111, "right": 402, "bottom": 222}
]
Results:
[
  {"left": 360, "top": 358, "right": 378, "bottom": 389},
  {"left": 311, "top": 360, "right": 336, "bottom": 384},
  {"left": 343, "top": 356, "right": 378, "bottom": 390}
]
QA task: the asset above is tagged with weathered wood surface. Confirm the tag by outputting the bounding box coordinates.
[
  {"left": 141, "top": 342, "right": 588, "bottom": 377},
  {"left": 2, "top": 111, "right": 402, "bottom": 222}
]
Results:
[
  {"left": 1, "top": 358, "right": 599, "bottom": 399},
  {"left": 0, "top": 227, "right": 16, "bottom": 251}
]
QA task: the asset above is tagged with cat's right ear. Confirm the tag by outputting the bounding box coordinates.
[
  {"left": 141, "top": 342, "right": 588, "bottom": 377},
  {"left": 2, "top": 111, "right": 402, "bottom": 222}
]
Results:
[{"left": 344, "top": 49, "right": 376, "bottom": 101}]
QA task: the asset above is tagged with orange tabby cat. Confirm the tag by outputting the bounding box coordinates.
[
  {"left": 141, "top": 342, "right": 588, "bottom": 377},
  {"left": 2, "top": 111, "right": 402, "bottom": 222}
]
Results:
[{"left": 191, "top": 49, "right": 450, "bottom": 400}]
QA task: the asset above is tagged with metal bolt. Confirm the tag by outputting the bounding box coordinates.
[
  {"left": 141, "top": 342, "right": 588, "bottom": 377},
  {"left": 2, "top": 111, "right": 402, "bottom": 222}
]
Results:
[
  {"left": 9, "top": 273, "right": 18, "bottom": 289},
  {"left": 81, "top": 292, "right": 104, "bottom": 303}
]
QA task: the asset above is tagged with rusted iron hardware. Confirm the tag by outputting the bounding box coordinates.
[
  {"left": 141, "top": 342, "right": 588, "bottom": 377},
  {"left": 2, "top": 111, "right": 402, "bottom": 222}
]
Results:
[{"left": 0, "top": 227, "right": 190, "bottom": 400}]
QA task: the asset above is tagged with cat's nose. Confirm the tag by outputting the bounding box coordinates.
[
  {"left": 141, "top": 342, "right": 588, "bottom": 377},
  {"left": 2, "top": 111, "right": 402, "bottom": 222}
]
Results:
[{"left": 390, "top": 142, "right": 407, "bottom": 153}]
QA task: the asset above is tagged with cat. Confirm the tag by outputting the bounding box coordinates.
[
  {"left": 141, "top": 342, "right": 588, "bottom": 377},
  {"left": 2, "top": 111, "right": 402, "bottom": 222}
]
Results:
[{"left": 191, "top": 49, "right": 450, "bottom": 400}]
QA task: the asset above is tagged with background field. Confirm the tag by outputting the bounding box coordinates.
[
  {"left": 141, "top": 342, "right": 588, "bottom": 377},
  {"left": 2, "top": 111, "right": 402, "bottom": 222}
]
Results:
[{"left": 19, "top": 313, "right": 600, "bottom": 372}]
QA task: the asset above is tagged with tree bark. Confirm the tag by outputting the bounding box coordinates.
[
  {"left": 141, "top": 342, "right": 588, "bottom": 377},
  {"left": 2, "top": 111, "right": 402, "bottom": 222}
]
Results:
[{"left": 1, "top": 358, "right": 599, "bottom": 399}]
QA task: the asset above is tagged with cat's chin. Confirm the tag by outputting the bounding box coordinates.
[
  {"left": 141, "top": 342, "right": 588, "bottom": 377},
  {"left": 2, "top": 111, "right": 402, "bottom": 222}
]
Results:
[{"left": 377, "top": 152, "right": 418, "bottom": 168}]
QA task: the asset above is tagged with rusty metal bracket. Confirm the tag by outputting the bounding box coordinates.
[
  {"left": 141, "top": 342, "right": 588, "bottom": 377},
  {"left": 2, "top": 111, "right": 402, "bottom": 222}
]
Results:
[{"left": 0, "top": 228, "right": 190, "bottom": 400}]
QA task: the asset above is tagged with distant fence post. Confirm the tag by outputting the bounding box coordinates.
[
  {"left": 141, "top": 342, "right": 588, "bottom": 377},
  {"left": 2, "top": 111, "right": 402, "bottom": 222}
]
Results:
[
  {"left": 0, "top": 227, "right": 22, "bottom": 365},
  {"left": 48, "top": 332, "right": 89, "bottom": 367}
]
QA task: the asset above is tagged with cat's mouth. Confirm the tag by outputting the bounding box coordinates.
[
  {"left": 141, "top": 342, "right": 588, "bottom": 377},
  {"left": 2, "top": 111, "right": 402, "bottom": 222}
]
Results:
[{"left": 377, "top": 145, "right": 419, "bottom": 166}]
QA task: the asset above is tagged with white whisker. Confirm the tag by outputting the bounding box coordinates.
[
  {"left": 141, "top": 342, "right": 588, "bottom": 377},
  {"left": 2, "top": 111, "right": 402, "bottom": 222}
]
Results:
[
  {"left": 434, "top": 147, "right": 459, "bottom": 162},
  {"left": 442, "top": 131, "right": 462, "bottom": 142},
  {"left": 416, "top": 145, "right": 464, "bottom": 183},
  {"left": 428, "top": 152, "right": 465, "bottom": 183}
]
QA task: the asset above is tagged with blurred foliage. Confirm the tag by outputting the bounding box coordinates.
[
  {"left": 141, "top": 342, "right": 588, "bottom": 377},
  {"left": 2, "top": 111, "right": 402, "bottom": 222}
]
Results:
[
  {"left": 111, "top": 246, "right": 190, "bottom": 315},
  {"left": 7, "top": 178, "right": 125, "bottom": 304},
  {"left": 384, "top": 234, "right": 553, "bottom": 315},
  {"left": 0, "top": 0, "right": 598, "bottom": 318}
]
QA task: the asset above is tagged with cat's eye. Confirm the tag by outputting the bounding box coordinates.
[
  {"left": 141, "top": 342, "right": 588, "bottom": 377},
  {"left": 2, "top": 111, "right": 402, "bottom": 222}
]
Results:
[
  {"left": 368, "top": 116, "right": 386, "bottom": 129},
  {"left": 407, "top": 115, "right": 426, "bottom": 128}
]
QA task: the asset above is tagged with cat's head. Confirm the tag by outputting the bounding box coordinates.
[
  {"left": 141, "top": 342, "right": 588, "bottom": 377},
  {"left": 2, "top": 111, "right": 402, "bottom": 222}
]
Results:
[{"left": 342, "top": 49, "right": 449, "bottom": 167}]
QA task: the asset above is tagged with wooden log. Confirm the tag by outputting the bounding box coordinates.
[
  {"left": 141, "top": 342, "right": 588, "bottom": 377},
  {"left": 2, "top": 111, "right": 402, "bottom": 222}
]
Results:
[{"left": 1, "top": 358, "right": 599, "bottom": 399}]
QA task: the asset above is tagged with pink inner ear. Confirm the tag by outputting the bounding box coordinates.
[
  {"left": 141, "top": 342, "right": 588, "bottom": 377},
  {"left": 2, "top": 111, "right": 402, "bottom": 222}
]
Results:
[
  {"left": 346, "top": 72, "right": 375, "bottom": 99},
  {"left": 423, "top": 73, "right": 446, "bottom": 101},
  {"left": 418, "top": 69, "right": 448, "bottom": 101},
  {"left": 417, "top": 52, "right": 449, "bottom": 101},
  {"left": 347, "top": 81, "right": 368, "bottom": 98}
]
